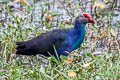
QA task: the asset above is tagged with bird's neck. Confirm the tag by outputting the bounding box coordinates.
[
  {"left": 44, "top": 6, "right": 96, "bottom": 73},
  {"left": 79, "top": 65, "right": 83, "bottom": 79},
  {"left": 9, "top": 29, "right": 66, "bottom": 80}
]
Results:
[
  {"left": 72, "top": 23, "right": 86, "bottom": 49},
  {"left": 74, "top": 23, "right": 86, "bottom": 36},
  {"left": 74, "top": 23, "right": 85, "bottom": 31}
]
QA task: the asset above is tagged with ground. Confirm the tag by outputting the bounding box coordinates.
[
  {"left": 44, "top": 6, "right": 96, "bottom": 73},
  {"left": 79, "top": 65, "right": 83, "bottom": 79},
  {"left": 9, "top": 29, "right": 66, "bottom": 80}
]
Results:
[{"left": 0, "top": 0, "right": 120, "bottom": 79}]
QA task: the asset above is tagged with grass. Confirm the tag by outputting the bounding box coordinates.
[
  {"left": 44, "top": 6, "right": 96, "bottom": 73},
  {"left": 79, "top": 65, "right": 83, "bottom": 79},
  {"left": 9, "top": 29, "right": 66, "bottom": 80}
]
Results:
[{"left": 0, "top": 0, "right": 120, "bottom": 79}]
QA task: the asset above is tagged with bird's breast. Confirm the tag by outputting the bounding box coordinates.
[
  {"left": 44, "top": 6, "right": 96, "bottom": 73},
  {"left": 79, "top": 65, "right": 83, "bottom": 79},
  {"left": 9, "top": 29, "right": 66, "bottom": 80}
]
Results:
[{"left": 72, "top": 31, "right": 85, "bottom": 50}]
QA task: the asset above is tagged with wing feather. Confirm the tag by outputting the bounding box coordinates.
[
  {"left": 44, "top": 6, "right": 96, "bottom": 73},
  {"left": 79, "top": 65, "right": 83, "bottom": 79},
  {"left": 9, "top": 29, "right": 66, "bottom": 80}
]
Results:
[{"left": 16, "top": 29, "right": 69, "bottom": 56}]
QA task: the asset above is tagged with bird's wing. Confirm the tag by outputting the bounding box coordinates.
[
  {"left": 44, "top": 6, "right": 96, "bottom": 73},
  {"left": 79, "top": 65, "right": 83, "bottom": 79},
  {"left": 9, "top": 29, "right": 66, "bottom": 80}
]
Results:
[{"left": 16, "top": 29, "right": 69, "bottom": 55}]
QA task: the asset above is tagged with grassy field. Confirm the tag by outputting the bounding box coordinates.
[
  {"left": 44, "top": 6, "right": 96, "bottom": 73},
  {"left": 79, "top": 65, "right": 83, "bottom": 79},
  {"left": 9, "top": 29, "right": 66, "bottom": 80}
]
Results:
[{"left": 0, "top": 0, "right": 120, "bottom": 79}]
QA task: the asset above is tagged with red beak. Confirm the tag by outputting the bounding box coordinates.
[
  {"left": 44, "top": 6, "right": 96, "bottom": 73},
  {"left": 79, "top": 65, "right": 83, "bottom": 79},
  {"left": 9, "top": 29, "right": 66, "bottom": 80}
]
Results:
[{"left": 89, "top": 18, "right": 95, "bottom": 24}]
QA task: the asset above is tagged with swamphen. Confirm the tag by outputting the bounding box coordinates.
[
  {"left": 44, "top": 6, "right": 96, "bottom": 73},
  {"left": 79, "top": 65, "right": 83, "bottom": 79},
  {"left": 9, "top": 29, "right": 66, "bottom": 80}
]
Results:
[{"left": 16, "top": 13, "right": 95, "bottom": 60}]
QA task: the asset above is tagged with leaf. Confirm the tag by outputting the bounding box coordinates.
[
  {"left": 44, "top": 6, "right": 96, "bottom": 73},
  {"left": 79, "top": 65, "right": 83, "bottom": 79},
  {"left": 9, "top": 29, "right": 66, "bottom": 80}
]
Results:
[
  {"left": 63, "top": 18, "right": 71, "bottom": 26},
  {"left": 96, "top": 35, "right": 101, "bottom": 39},
  {"left": 71, "top": 50, "right": 79, "bottom": 56},
  {"left": 90, "top": 36, "right": 95, "bottom": 42},
  {"left": 93, "top": 2, "right": 105, "bottom": 9},
  {"left": 82, "top": 63, "right": 91, "bottom": 68},
  {"left": 51, "top": 13, "right": 62, "bottom": 17},
  {"left": 46, "top": 13, "right": 53, "bottom": 22},
  {"left": 22, "top": 0, "right": 27, "bottom": 3},
  {"left": 76, "top": 5, "right": 81, "bottom": 8},
  {"left": 82, "top": 61, "right": 96, "bottom": 68},
  {"left": 102, "top": 31, "right": 108, "bottom": 37},
  {"left": 66, "top": 70, "right": 76, "bottom": 77},
  {"left": 61, "top": 55, "right": 67, "bottom": 60},
  {"left": 40, "top": 66, "right": 45, "bottom": 74},
  {"left": 14, "top": 0, "right": 27, "bottom": 3},
  {"left": 64, "top": 59, "right": 72, "bottom": 64},
  {"left": 110, "top": 29, "right": 117, "bottom": 37},
  {"left": 14, "top": 0, "right": 21, "bottom": 3},
  {"left": 99, "top": 3, "right": 105, "bottom": 9},
  {"left": 49, "top": 57, "right": 59, "bottom": 64},
  {"left": 56, "top": 70, "right": 71, "bottom": 79},
  {"left": 59, "top": 24, "right": 66, "bottom": 29}
]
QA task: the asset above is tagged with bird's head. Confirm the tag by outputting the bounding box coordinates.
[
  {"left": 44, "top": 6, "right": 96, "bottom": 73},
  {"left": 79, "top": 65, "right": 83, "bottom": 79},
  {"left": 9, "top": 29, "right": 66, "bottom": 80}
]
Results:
[{"left": 75, "top": 13, "right": 95, "bottom": 24}]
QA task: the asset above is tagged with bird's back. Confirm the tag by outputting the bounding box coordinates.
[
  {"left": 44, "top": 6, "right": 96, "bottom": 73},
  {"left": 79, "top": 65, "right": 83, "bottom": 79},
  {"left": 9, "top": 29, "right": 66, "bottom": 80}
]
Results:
[{"left": 16, "top": 29, "right": 70, "bottom": 56}]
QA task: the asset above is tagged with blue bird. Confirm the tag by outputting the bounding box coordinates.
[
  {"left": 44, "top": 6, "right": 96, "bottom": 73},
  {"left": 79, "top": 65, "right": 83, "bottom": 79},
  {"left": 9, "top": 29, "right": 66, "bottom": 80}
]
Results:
[{"left": 16, "top": 13, "right": 95, "bottom": 60}]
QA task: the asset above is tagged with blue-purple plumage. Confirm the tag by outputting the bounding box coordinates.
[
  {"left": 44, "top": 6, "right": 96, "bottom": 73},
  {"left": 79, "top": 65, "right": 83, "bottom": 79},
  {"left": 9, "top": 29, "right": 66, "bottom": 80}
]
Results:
[{"left": 16, "top": 13, "right": 95, "bottom": 60}]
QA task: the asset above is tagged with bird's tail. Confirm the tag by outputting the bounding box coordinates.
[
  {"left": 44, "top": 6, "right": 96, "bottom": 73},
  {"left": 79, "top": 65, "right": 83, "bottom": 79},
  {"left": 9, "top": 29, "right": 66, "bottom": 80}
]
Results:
[{"left": 16, "top": 42, "right": 34, "bottom": 55}]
